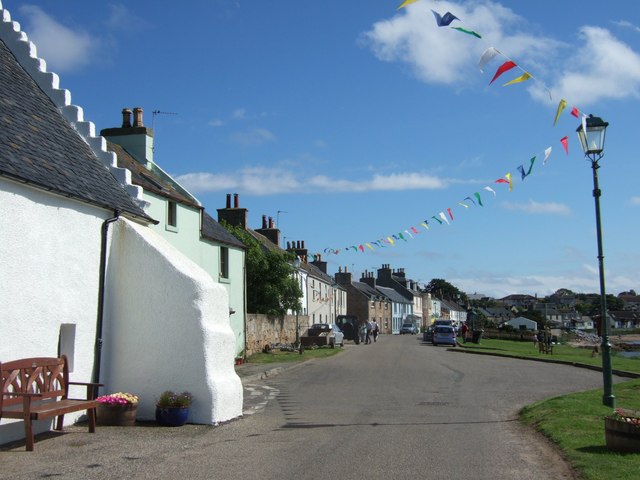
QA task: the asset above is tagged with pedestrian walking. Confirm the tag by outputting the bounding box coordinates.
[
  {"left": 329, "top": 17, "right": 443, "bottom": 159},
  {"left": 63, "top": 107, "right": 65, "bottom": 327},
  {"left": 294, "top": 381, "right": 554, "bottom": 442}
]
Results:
[
  {"left": 359, "top": 321, "right": 367, "bottom": 345},
  {"left": 460, "top": 322, "right": 468, "bottom": 343},
  {"left": 365, "top": 320, "right": 372, "bottom": 344},
  {"left": 372, "top": 320, "right": 379, "bottom": 342}
]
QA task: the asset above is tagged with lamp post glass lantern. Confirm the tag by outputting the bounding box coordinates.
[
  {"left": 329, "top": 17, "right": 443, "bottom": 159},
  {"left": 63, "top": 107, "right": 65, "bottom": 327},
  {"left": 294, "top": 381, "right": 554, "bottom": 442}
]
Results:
[{"left": 576, "top": 114, "right": 614, "bottom": 408}]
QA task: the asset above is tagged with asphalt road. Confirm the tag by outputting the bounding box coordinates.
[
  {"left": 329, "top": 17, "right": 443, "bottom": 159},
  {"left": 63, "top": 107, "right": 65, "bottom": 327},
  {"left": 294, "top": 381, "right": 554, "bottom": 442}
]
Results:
[{"left": 2, "top": 335, "right": 623, "bottom": 479}]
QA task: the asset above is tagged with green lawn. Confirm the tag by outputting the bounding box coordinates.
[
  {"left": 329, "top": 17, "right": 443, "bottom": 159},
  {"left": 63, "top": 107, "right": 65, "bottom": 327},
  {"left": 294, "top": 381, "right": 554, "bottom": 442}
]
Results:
[
  {"left": 459, "top": 338, "right": 640, "bottom": 374},
  {"left": 520, "top": 380, "right": 640, "bottom": 479},
  {"left": 459, "top": 337, "right": 640, "bottom": 478}
]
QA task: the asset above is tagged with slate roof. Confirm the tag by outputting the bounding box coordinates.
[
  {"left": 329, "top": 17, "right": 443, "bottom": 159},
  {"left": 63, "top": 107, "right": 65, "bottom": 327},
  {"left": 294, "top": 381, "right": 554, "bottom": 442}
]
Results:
[
  {"left": 106, "top": 141, "right": 243, "bottom": 248},
  {"left": 107, "top": 141, "right": 200, "bottom": 209},
  {"left": 0, "top": 38, "right": 151, "bottom": 221},
  {"left": 377, "top": 286, "right": 412, "bottom": 304},
  {"left": 202, "top": 211, "right": 245, "bottom": 249},
  {"left": 353, "top": 281, "right": 384, "bottom": 301}
]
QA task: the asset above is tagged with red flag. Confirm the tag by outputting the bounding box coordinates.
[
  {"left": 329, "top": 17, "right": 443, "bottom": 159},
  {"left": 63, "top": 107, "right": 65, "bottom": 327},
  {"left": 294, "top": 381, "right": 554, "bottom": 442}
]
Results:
[
  {"left": 495, "top": 178, "right": 509, "bottom": 184},
  {"left": 571, "top": 107, "right": 580, "bottom": 118},
  {"left": 447, "top": 208, "right": 454, "bottom": 220},
  {"left": 358, "top": 244, "right": 365, "bottom": 252},
  {"left": 560, "top": 136, "right": 569, "bottom": 155},
  {"left": 411, "top": 226, "right": 419, "bottom": 234},
  {"left": 489, "top": 61, "right": 517, "bottom": 85}
]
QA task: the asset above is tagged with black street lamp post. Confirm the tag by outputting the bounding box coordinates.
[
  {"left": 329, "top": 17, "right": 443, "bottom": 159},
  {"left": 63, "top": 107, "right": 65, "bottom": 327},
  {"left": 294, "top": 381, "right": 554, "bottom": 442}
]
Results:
[{"left": 576, "top": 114, "right": 614, "bottom": 408}]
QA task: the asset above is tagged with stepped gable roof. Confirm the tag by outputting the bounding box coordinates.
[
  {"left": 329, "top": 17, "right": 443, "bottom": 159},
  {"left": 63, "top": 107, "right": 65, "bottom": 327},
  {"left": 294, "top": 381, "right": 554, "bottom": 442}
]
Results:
[
  {"left": 202, "top": 211, "right": 244, "bottom": 248},
  {"left": 0, "top": 12, "right": 151, "bottom": 222}
]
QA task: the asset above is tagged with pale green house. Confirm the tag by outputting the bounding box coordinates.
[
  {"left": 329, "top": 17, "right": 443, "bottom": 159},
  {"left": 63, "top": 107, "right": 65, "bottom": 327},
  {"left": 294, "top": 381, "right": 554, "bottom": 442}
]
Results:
[{"left": 101, "top": 108, "right": 247, "bottom": 357}]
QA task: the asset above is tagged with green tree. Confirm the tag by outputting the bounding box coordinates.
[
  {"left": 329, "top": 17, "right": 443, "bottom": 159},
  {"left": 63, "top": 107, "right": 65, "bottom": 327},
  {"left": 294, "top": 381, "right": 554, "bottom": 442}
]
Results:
[
  {"left": 222, "top": 223, "right": 302, "bottom": 315},
  {"left": 425, "top": 279, "right": 467, "bottom": 305}
]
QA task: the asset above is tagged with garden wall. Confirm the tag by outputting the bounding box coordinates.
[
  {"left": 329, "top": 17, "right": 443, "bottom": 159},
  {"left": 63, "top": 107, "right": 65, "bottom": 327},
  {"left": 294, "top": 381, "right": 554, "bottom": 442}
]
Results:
[{"left": 245, "top": 313, "right": 310, "bottom": 356}]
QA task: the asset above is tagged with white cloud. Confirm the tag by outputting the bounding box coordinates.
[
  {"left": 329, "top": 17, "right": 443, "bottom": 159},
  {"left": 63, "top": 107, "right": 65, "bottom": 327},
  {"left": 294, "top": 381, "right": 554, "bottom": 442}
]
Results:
[
  {"left": 209, "top": 119, "right": 224, "bottom": 127},
  {"left": 541, "top": 26, "right": 640, "bottom": 106},
  {"left": 362, "top": 1, "right": 558, "bottom": 86},
  {"left": 20, "top": 5, "right": 96, "bottom": 72},
  {"left": 232, "top": 108, "right": 247, "bottom": 119},
  {"left": 501, "top": 199, "right": 571, "bottom": 215},
  {"left": 631, "top": 196, "right": 640, "bottom": 206},
  {"left": 613, "top": 20, "right": 640, "bottom": 33},
  {"left": 230, "top": 128, "right": 276, "bottom": 146},
  {"left": 176, "top": 168, "right": 448, "bottom": 195}
]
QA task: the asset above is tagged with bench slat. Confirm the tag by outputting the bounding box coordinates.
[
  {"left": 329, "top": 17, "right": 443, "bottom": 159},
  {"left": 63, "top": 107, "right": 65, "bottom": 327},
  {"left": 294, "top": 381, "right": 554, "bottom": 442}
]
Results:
[{"left": 2, "top": 399, "right": 100, "bottom": 419}]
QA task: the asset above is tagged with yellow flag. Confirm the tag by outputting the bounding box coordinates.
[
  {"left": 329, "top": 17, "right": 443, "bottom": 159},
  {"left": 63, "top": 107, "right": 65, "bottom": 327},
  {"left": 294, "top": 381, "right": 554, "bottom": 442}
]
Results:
[
  {"left": 503, "top": 72, "right": 531, "bottom": 86},
  {"left": 397, "top": 0, "right": 420, "bottom": 9},
  {"left": 553, "top": 99, "right": 567, "bottom": 126},
  {"left": 505, "top": 172, "right": 513, "bottom": 192},
  {"left": 366, "top": 243, "right": 374, "bottom": 251},
  {"left": 387, "top": 236, "right": 395, "bottom": 246}
]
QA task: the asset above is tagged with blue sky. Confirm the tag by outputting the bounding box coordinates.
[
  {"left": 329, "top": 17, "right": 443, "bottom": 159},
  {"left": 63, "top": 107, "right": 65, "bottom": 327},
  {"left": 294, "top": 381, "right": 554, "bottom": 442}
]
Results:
[{"left": 8, "top": 0, "right": 640, "bottom": 298}]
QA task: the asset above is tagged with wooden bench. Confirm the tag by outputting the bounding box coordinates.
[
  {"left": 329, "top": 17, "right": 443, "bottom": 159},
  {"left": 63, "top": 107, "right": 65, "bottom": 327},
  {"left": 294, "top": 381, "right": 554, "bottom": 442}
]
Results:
[{"left": 0, "top": 355, "right": 101, "bottom": 451}]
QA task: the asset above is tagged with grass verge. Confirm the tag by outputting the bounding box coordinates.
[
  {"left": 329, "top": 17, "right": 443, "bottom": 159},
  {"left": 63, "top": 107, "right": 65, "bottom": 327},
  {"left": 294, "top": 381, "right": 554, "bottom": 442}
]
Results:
[
  {"left": 246, "top": 346, "right": 341, "bottom": 364},
  {"left": 520, "top": 379, "right": 640, "bottom": 479},
  {"left": 459, "top": 338, "right": 640, "bottom": 375}
]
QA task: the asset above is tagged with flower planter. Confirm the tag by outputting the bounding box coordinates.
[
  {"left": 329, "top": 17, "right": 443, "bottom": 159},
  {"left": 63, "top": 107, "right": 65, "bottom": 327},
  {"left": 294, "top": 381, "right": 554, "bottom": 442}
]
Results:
[
  {"left": 96, "top": 403, "right": 137, "bottom": 426},
  {"left": 156, "top": 406, "right": 189, "bottom": 427},
  {"left": 605, "top": 416, "right": 640, "bottom": 453}
]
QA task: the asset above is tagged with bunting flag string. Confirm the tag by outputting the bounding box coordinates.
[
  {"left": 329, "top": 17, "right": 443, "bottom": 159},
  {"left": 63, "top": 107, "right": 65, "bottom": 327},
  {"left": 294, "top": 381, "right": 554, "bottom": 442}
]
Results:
[{"left": 319, "top": 1, "right": 588, "bottom": 256}]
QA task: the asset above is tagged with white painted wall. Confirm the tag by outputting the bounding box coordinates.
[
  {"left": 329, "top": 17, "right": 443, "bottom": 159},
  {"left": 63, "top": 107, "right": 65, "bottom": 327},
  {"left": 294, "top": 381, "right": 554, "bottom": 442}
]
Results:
[
  {"left": 0, "top": 180, "right": 106, "bottom": 445},
  {"left": 103, "top": 218, "right": 242, "bottom": 423}
]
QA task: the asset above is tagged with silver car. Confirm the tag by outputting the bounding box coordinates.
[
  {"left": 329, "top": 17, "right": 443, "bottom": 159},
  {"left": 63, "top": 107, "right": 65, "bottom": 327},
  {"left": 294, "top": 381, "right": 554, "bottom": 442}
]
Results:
[{"left": 432, "top": 326, "right": 457, "bottom": 347}]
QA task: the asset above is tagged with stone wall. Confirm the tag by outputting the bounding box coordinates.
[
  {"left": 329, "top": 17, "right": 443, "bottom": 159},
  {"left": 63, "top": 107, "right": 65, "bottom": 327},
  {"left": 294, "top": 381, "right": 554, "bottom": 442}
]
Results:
[{"left": 245, "top": 313, "right": 310, "bottom": 356}]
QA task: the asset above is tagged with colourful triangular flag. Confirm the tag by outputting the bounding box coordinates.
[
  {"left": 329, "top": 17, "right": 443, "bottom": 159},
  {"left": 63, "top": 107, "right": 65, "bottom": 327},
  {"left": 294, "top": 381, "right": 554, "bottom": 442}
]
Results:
[
  {"left": 431, "top": 10, "right": 459, "bottom": 27},
  {"left": 490, "top": 61, "right": 516, "bottom": 84},
  {"left": 366, "top": 243, "right": 374, "bottom": 251},
  {"left": 439, "top": 212, "right": 450, "bottom": 225},
  {"left": 474, "top": 192, "right": 483, "bottom": 207},
  {"left": 543, "top": 147, "right": 552, "bottom": 165},
  {"left": 503, "top": 72, "right": 531, "bottom": 86},
  {"left": 447, "top": 208, "right": 454, "bottom": 221},
  {"left": 484, "top": 186, "right": 496, "bottom": 197},
  {"left": 452, "top": 27, "right": 481, "bottom": 38},
  {"left": 506, "top": 172, "right": 513, "bottom": 191},
  {"left": 397, "top": 0, "right": 420, "bottom": 9},
  {"left": 421, "top": 221, "right": 430, "bottom": 230},
  {"left": 560, "top": 136, "right": 569, "bottom": 155},
  {"left": 571, "top": 107, "right": 581, "bottom": 118},
  {"left": 553, "top": 99, "right": 567, "bottom": 126},
  {"left": 478, "top": 47, "right": 501, "bottom": 72},
  {"left": 458, "top": 201, "right": 469, "bottom": 208},
  {"left": 432, "top": 215, "right": 443, "bottom": 225}
]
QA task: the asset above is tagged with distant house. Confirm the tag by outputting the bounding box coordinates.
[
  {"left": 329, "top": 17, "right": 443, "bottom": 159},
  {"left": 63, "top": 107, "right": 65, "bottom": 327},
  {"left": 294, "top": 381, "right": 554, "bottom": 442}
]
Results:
[
  {"left": 505, "top": 317, "right": 538, "bottom": 331},
  {"left": 376, "top": 286, "right": 412, "bottom": 334},
  {"left": 1, "top": 7, "right": 241, "bottom": 447},
  {"left": 440, "top": 299, "right": 467, "bottom": 326},
  {"left": 334, "top": 268, "right": 392, "bottom": 334},
  {"left": 620, "top": 295, "right": 640, "bottom": 312},
  {"left": 478, "top": 307, "right": 512, "bottom": 325},
  {"left": 102, "top": 116, "right": 247, "bottom": 357},
  {"left": 498, "top": 294, "right": 537, "bottom": 308},
  {"left": 375, "top": 264, "right": 416, "bottom": 333}
]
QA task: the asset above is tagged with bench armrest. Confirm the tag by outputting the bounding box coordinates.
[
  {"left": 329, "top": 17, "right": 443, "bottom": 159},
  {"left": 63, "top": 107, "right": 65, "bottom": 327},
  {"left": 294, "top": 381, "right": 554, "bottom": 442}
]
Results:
[{"left": 68, "top": 381, "right": 103, "bottom": 400}]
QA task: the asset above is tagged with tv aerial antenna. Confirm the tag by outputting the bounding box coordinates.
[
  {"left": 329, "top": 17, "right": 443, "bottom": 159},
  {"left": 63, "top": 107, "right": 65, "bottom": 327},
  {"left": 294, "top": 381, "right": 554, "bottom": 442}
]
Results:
[{"left": 151, "top": 110, "right": 178, "bottom": 130}]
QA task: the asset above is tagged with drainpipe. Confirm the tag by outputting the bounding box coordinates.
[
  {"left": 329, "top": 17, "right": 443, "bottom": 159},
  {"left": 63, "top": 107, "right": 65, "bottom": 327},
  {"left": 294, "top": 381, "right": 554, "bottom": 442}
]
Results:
[{"left": 93, "top": 210, "right": 121, "bottom": 385}]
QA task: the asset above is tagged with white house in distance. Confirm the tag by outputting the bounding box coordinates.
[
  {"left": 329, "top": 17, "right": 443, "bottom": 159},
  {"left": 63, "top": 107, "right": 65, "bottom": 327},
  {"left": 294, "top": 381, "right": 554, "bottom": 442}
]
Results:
[
  {"left": 0, "top": 3, "right": 241, "bottom": 448},
  {"left": 505, "top": 317, "right": 538, "bottom": 332},
  {"left": 101, "top": 111, "right": 247, "bottom": 357}
]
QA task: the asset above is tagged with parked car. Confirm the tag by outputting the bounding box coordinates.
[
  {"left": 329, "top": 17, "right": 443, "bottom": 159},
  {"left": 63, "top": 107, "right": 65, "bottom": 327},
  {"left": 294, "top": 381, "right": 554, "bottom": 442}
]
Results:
[
  {"left": 400, "top": 323, "right": 417, "bottom": 335},
  {"left": 302, "top": 323, "right": 345, "bottom": 348},
  {"left": 432, "top": 326, "right": 457, "bottom": 347},
  {"left": 423, "top": 326, "right": 434, "bottom": 342},
  {"left": 336, "top": 315, "right": 360, "bottom": 344}
]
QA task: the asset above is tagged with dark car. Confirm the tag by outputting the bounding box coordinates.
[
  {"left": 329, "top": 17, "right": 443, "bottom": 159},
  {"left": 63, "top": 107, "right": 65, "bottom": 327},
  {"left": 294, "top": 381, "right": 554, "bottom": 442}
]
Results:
[
  {"left": 304, "top": 323, "right": 345, "bottom": 348},
  {"left": 336, "top": 315, "right": 360, "bottom": 344}
]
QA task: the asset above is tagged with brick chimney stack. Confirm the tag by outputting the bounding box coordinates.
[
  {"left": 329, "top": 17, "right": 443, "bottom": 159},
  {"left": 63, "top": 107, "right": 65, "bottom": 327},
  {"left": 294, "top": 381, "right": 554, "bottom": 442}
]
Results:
[
  {"left": 255, "top": 216, "right": 281, "bottom": 247},
  {"left": 335, "top": 265, "right": 352, "bottom": 287},
  {"left": 217, "top": 192, "right": 248, "bottom": 228},
  {"left": 360, "top": 270, "right": 377, "bottom": 289},
  {"left": 100, "top": 107, "right": 155, "bottom": 164},
  {"left": 310, "top": 253, "right": 327, "bottom": 274}
]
